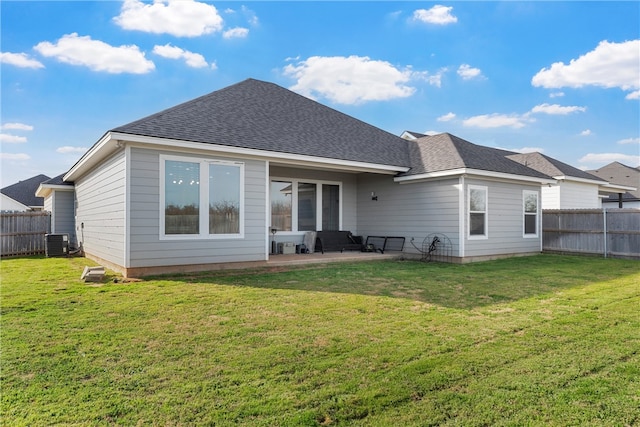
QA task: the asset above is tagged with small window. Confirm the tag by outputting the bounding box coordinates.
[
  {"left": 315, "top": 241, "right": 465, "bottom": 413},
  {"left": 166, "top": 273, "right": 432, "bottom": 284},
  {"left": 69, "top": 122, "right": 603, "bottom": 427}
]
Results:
[
  {"left": 468, "top": 185, "right": 488, "bottom": 238},
  {"left": 523, "top": 191, "right": 538, "bottom": 237}
]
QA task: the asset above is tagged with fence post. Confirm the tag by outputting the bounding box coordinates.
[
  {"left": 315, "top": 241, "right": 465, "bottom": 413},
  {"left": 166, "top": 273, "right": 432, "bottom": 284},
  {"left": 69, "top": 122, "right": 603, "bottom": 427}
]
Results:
[{"left": 603, "top": 208, "right": 607, "bottom": 258}]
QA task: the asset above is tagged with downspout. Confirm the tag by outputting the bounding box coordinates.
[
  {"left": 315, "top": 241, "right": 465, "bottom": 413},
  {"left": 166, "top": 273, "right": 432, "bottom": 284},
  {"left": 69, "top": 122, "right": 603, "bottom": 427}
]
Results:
[{"left": 618, "top": 193, "right": 623, "bottom": 208}]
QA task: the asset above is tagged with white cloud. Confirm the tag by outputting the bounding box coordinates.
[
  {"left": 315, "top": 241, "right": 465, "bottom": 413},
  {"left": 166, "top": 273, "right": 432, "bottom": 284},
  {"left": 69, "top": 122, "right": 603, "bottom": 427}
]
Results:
[
  {"left": 580, "top": 129, "right": 592, "bottom": 136},
  {"left": 549, "top": 91, "right": 565, "bottom": 98},
  {"left": 512, "top": 147, "right": 545, "bottom": 154},
  {"left": 114, "top": 0, "right": 223, "bottom": 37},
  {"left": 0, "top": 134, "right": 28, "bottom": 144},
  {"left": 618, "top": 137, "right": 640, "bottom": 145},
  {"left": 437, "top": 112, "right": 456, "bottom": 122},
  {"left": 420, "top": 68, "right": 448, "bottom": 88},
  {"left": 283, "top": 55, "right": 419, "bottom": 104},
  {"left": 153, "top": 44, "right": 212, "bottom": 68},
  {"left": 579, "top": 152, "right": 640, "bottom": 167},
  {"left": 0, "top": 52, "right": 44, "bottom": 69},
  {"left": 463, "top": 113, "right": 533, "bottom": 129},
  {"left": 56, "top": 146, "right": 88, "bottom": 154},
  {"left": 532, "top": 40, "right": 640, "bottom": 99},
  {"left": 1, "top": 123, "right": 33, "bottom": 131},
  {"left": 457, "top": 64, "right": 482, "bottom": 80},
  {"left": 626, "top": 90, "right": 640, "bottom": 100},
  {"left": 240, "top": 5, "right": 259, "bottom": 26},
  {"left": 223, "top": 27, "right": 249, "bottom": 39},
  {"left": 34, "top": 33, "right": 155, "bottom": 74},
  {"left": 530, "top": 103, "right": 586, "bottom": 115},
  {"left": 412, "top": 5, "right": 457, "bottom": 25},
  {"left": 0, "top": 153, "right": 30, "bottom": 160}
]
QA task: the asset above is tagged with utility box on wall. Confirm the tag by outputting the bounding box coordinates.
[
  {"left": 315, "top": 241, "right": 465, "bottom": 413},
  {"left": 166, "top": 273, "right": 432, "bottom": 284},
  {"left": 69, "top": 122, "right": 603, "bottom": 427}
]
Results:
[
  {"left": 45, "top": 233, "right": 69, "bottom": 257},
  {"left": 277, "top": 242, "right": 296, "bottom": 255}
]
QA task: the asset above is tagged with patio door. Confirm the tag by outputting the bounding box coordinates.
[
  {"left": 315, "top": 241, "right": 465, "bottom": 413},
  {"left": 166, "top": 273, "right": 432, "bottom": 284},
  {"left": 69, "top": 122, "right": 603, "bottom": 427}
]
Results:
[{"left": 322, "top": 184, "right": 339, "bottom": 231}]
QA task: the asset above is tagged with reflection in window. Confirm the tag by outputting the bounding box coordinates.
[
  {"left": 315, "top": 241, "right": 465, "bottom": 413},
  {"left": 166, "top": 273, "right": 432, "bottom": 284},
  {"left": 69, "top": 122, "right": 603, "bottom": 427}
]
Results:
[
  {"left": 322, "top": 184, "right": 339, "bottom": 231},
  {"left": 165, "top": 160, "right": 200, "bottom": 234},
  {"left": 209, "top": 164, "right": 240, "bottom": 234},
  {"left": 271, "top": 181, "right": 292, "bottom": 231},
  {"left": 524, "top": 191, "right": 538, "bottom": 236},
  {"left": 469, "top": 186, "right": 487, "bottom": 237},
  {"left": 298, "top": 183, "right": 317, "bottom": 231}
]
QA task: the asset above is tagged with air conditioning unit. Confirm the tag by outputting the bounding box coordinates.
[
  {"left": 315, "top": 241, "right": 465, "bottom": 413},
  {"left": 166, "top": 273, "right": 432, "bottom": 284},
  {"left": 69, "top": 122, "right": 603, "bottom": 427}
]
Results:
[{"left": 45, "top": 234, "right": 69, "bottom": 257}]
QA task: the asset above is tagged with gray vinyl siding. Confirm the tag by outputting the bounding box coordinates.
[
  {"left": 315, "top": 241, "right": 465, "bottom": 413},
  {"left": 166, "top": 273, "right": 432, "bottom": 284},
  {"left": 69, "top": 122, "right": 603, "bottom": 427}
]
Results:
[
  {"left": 356, "top": 174, "right": 461, "bottom": 256},
  {"left": 75, "top": 150, "right": 126, "bottom": 266},
  {"left": 52, "top": 190, "right": 76, "bottom": 246},
  {"left": 464, "top": 178, "right": 541, "bottom": 257},
  {"left": 128, "top": 147, "right": 267, "bottom": 268}
]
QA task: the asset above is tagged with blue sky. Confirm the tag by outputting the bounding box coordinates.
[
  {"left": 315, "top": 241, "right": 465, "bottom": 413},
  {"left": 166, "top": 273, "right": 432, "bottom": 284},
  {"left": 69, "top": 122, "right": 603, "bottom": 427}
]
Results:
[{"left": 1, "top": 1, "right": 639, "bottom": 187}]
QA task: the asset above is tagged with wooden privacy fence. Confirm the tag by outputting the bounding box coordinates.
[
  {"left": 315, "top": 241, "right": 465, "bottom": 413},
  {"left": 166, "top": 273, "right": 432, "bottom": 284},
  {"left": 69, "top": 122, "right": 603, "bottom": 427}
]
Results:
[
  {"left": 1, "top": 211, "right": 51, "bottom": 257},
  {"left": 543, "top": 209, "right": 640, "bottom": 259}
]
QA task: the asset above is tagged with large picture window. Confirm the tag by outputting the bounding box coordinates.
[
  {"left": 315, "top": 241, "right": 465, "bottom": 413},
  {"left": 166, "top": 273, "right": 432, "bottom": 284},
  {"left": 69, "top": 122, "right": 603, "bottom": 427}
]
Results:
[
  {"left": 523, "top": 190, "right": 538, "bottom": 237},
  {"left": 270, "top": 179, "right": 341, "bottom": 233},
  {"left": 468, "top": 185, "right": 488, "bottom": 238},
  {"left": 161, "top": 155, "right": 244, "bottom": 239}
]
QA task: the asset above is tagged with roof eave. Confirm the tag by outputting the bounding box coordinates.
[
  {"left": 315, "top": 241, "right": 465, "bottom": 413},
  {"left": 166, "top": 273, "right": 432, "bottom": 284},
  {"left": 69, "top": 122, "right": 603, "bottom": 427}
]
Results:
[
  {"left": 112, "top": 132, "right": 410, "bottom": 175},
  {"left": 552, "top": 175, "right": 609, "bottom": 185},
  {"left": 395, "top": 168, "right": 557, "bottom": 185},
  {"left": 599, "top": 183, "right": 637, "bottom": 194},
  {"left": 35, "top": 183, "right": 75, "bottom": 198}
]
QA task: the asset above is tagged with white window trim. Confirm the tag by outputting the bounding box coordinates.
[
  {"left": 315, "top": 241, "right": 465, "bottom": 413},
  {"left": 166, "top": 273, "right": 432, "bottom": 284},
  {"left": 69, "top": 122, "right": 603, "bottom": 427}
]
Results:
[
  {"left": 468, "top": 184, "right": 488, "bottom": 240},
  {"left": 270, "top": 177, "right": 342, "bottom": 235},
  {"left": 160, "top": 154, "right": 244, "bottom": 240},
  {"left": 523, "top": 190, "right": 539, "bottom": 238}
]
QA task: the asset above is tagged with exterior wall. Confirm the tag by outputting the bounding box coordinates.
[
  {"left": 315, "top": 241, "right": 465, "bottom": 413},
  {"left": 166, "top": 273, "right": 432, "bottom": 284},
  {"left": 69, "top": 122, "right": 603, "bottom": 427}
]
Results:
[
  {"left": 356, "top": 174, "right": 461, "bottom": 257},
  {"left": 269, "top": 165, "right": 358, "bottom": 246},
  {"left": 463, "top": 178, "right": 541, "bottom": 258},
  {"left": 542, "top": 181, "right": 600, "bottom": 209},
  {"left": 127, "top": 147, "right": 267, "bottom": 269},
  {"left": 1, "top": 194, "right": 29, "bottom": 211},
  {"left": 51, "top": 190, "right": 77, "bottom": 246},
  {"left": 541, "top": 185, "right": 561, "bottom": 210},
  {"left": 75, "top": 150, "right": 126, "bottom": 267}
]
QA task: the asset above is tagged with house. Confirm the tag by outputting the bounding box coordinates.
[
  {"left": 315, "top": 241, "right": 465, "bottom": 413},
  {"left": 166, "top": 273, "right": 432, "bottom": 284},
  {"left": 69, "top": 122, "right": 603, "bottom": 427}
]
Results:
[
  {"left": 505, "top": 152, "right": 631, "bottom": 209},
  {"left": 43, "top": 79, "right": 620, "bottom": 277},
  {"left": 587, "top": 162, "right": 640, "bottom": 208},
  {"left": 1, "top": 174, "right": 50, "bottom": 211},
  {"left": 35, "top": 174, "right": 77, "bottom": 244}
]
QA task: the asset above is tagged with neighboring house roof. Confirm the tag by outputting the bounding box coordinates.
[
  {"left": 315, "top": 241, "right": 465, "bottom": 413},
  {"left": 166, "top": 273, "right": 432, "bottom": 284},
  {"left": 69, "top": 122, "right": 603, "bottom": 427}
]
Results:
[
  {"left": 0, "top": 174, "right": 50, "bottom": 208},
  {"left": 399, "top": 133, "right": 553, "bottom": 181},
  {"left": 111, "top": 78, "right": 410, "bottom": 168},
  {"left": 507, "top": 152, "right": 606, "bottom": 183},
  {"left": 35, "top": 173, "right": 75, "bottom": 198},
  {"left": 587, "top": 162, "right": 640, "bottom": 201}
]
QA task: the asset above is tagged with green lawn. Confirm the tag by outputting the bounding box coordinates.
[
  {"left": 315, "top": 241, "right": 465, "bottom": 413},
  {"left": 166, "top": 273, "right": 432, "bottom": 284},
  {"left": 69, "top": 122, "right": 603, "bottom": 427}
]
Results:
[{"left": 1, "top": 255, "right": 639, "bottom": 426}]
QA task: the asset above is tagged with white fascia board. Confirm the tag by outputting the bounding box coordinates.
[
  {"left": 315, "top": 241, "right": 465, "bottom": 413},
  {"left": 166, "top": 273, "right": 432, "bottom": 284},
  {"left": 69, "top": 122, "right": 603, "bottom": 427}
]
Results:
[
  {"left": 396, "top": 168, "right": 557, "bottom": 185},
  {"left": 64, "top": 132, "right": 120, "bottom": 182},
  {"left": 552, "top": 175, "right": 608, "bottom": 185},
  {"left": 599, "top": 182, "right": 637, "bottom": 193},
  {"left": 112, "top": 132, "right": 409, "bottom": 175},
  {"left": 35, "top": 184, "right": 74, "bottom": 198}
]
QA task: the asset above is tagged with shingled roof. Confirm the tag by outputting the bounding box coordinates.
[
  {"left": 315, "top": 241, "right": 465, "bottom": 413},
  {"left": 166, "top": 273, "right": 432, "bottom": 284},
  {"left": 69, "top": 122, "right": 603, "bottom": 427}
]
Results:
[
  {"left": 1, "top": 174, "right": 50, "bottom": 208},
  {"left": 112, "top": 78, "right": 410, "bottom": 167},
  {"left": 588, "top": 161, "right": 640, "bottom": 201},
  {"left": 507, "top": 152, "right": 605, "bottom": 182},
  {"left": 402, "top": 133, "right": 552, "bottom": 179}
]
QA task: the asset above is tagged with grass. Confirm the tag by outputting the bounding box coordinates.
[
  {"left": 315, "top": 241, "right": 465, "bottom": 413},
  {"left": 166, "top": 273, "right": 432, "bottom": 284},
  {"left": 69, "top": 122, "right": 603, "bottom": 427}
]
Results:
[{"left": 1, "top": 254, "right": 639, "bottom": 426}]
